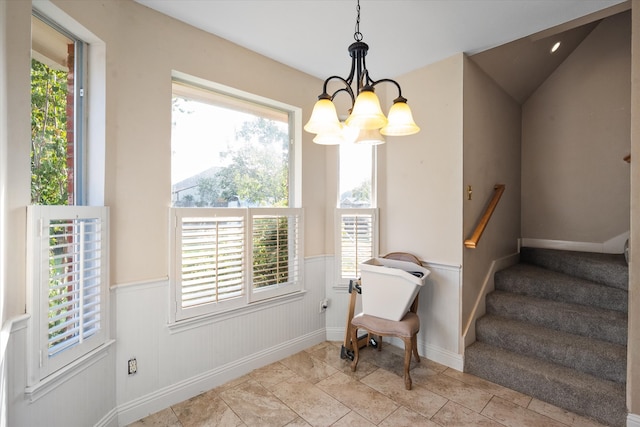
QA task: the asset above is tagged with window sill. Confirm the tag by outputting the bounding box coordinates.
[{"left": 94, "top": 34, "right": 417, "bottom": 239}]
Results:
[
  {"left": 168, "top": 290, "right": 307, "bottom": 334},
  {"left": 24, "top": 339, "right": 115, "bottom": 402}
]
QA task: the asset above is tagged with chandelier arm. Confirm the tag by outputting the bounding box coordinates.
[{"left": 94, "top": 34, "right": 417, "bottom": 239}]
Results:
[
  {"left": 370, "top": 78, "right": 407, "bottom": 102},
  {"left": 320, "top": 76, "right": 356, "bottom": 105},
  {"left": 330, "top": 87, "right": 356, "bottom": 106}
]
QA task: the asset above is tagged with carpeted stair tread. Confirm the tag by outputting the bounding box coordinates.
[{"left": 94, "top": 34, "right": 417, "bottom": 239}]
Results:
[
  {"left": 465, "top": 341, "right": 626, "bottom": 427},
  {"left": 520, "top": 247, "right": 628, "bottom": 291},
  {"left": 495, "top": 263, "right": 627, "bottom": 313},
  {"left": 486, "top": 290, "right": 628, "bottom": 346},
  {"left": 476, "top": 314, "right": 626, "bottom": 383}
]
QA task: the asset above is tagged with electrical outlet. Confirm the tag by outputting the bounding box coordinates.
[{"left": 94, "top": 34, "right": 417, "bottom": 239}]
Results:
[
  {"left": 128, "top": 358, "right": 137, "bottom": 375},
  {"left": 319, "top": 298, "right": 329, "bottom": 313}
]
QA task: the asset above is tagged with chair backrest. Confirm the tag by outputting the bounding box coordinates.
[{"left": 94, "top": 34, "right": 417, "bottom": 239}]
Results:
[
  {"left": 382, "top": 252, "right": 421, "bottom": 265},
  {"left": 382, "top": 252, "right": 422, "bottom": 313}
]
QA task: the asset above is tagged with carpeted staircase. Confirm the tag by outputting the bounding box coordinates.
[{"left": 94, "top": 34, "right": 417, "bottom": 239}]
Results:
[{"left": 465, "top": 247, "right": 629, "bottom": 426}]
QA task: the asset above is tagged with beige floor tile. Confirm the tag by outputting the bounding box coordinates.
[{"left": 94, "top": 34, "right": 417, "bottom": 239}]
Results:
[
  {"left": 270, "top": 374, "right": 350, "bottom": 427},
  {"left": 285, "top": 416, "right": 312, "bottom": 426},
  {"left": 316, "top": 372, "right": 398, "bottom": 424},
  {"left": 131, "top": 342, "right": 605, "bottom": 427},
  {"left": 443, "top": 367, "right": 532, "bottom": 407},
  {"left": 127, "top": 408, "right": 181, "bottom": 427},
  {"left": 527, "top": 398, "right": 609, "bottom": 427},
  {"left": 432, "top": 400, "right": 504, "bottom": 427},
  {"left": 172, "top": 389, "right": 244, "bottom": 427},
  {"left": 219, "top": 379, "right": 298, "bottom": 426},
  {"left": 330, "top": 411, "right": 376, "bottom": 427},
  {"left": 308, "top": 341, "right": 380, "bottom": 380},
  {"left": 482, "top": 396, "right": 568, "bottom": 427},
  {"left": 378, "top": 406, "right": 439, "bottom": 427},
  {"left": 279, "top": 350, "right": 338, "bottom": 384},
  {"left": 422, "top": 372, "right": 493, "bottom": 412},
  {"left": 250, "top": 361, "right": 297, "bottom": 390},
  {"left": 360, "top": 368, "right": 448, "bottom": 418}
]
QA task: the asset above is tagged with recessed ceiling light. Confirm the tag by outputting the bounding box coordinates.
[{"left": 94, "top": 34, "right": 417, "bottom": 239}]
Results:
[{"left": 551, "top": 41, "right": 561, "bottom": 53}]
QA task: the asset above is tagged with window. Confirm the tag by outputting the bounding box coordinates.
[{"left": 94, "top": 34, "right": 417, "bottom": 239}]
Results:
[
  {"left": 171, "top": 79, "right": 295, "bottom": 208},
  {"left": 336, "top": 143, "right": 378, "bottom": 285},
  {"left": 27, "top": 8, "right": 108, "bottom": 390},
  {"left": 170, "top": 73, "right": 303, "bottom": 321},
  {"left": 26, "top": 206, "right": 109, "bottom": 384},
  {"left": 31, "top": 12, "right": 86, "bottom": 206}
]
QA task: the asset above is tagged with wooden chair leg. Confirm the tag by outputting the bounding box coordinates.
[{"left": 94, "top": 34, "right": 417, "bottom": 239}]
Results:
[
  {"left": 412, "top": 334, "right": 420, "bottom": 363},
  {"left": 402, "top": 337, "right": 412, "bottom": 390},
  {"left": 350, "top": 326, "right": 360, "bottom": 372}
]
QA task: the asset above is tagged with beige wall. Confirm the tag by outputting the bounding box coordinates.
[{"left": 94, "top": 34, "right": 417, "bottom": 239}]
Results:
[
  {"left": 522, "top": 11, "right": 631, "bottom": 245},
  {"left": 379, "top": 54, "right": 464, "bottom": 265},
  {"left": 628, "top": 0, "right": 639, "bottom": 417},
  {"left": 46, "top": 0, "right": 327, "bottom": 287},
  {"left": 461, "top": 57, "right": 522, "bottom": 329},
  {"left": 1, "top": 0, "right": 31, "bottom": 324}
]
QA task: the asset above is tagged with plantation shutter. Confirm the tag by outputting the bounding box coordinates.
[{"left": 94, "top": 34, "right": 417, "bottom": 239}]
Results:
[
  {"left": 337, "top": 209, "right": 378, "bottom": 283},
  {"left": 250, "top": 209, "right": 302, "bottom": 301},
  {"left": 174, "top": 210, "right": 245, "bottom": 318},
  {"left": 171, "top": 208, "right": 303, "bottom": 319},
  {"left": 27, "top": 205, "right": 109, "bottom": 381}
]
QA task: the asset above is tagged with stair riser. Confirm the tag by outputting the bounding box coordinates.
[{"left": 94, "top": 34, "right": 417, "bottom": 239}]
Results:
[
  {"left": 495, "top": 268, "right": 628, "bottom": 313},
  {"left": 476, "top": 317, "right": 626, "bottom": 384},
  {"left": 520, "top": 247, "right": 628, "bottom": 290},
  {"left": 486, "top": 293, "right": 628, "bottom": 346}
]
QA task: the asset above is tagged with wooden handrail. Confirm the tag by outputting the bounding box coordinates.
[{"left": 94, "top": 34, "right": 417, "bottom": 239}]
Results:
[{"left": 464, "top": 184, "right": 506, "bottom": 249}]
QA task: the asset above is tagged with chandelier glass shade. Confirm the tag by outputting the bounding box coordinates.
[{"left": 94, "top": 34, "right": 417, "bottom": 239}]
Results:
[{"left": 304, "top": 0, "right": 420, "bottom": 145}]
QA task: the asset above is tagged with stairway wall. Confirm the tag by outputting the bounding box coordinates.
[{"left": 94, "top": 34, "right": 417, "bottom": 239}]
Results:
[
  {"left": 461, "top": 56, "right": 521, "bottom": 347},
  {"left": 521, "top": 11, "right": 631, "bottom": 244}
]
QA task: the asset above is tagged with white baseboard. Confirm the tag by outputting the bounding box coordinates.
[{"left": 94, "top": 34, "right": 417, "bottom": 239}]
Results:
[
  {"left": 326, "top": 326, "right": 345, "bottom": 343},
  {"left": 423, "top": 342, "right": 464, "bottom": 371},
  {"left": 521, "top": 231, "right": 629, "bottom": 254},
  {"left": 116, "top": 329, "right": 326, "bottom": 426},
  {"left": 628, "top": 413, "right": 640, "bottom": 427}
]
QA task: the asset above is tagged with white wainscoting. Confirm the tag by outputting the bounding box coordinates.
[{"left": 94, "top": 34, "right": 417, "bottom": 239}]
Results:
[
  {"left": 114, "top": 256, "right": 327, "bottom": 426},
  {"left": 628, "top": 413, "right": 640, "bottom": 427},
  {"left": 7, "top": 315, "right": 117, "bottom": 427}
]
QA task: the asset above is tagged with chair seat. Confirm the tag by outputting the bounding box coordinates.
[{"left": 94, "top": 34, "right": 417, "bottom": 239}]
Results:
[{"left": 351, "top": 312, "right": 420, "bottom": 338}]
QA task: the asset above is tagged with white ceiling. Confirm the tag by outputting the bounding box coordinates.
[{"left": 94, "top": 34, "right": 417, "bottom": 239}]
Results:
[{"left": 134, "top": 0, "right": 626, "bottom": 80}]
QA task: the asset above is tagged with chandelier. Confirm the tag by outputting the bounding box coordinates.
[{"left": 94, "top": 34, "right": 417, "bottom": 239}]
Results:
[{"left": 304, "top": 0, "right": 420, "bottom": 145}]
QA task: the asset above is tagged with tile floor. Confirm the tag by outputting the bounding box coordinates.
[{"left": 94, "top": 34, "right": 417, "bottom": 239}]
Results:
[{"left": 128, "top": 341, "right": 608, "bottom": 427}]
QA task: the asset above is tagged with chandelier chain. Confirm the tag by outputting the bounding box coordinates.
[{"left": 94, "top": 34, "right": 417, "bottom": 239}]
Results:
[{"left": 354, "top": 0, "right": 363, "bottom": 42}]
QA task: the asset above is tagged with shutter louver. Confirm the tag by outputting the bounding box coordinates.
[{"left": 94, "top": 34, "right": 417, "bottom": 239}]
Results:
[
  {"left": 47, "top": 217, "right": 103, "bottom": 357},
  {"left": 340, "top": 212, "right": 374, "bottom": 280},
  {"left": 180, "top": 216, "right": 245, "bottom": 308},
  {"left": 251, "top": 213, "right": 300, "bottom": 290}
]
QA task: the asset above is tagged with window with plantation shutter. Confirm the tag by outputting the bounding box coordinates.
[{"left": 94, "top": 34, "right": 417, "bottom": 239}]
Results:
[
  {"left": 27, "top": 205, "right": 109, "bottom": 383},
  {"left": 171, "top": 208, "right": 303, "bottom": 321},
  {"left": 336, "top": 209, "right": 378, "bottom": 285}
]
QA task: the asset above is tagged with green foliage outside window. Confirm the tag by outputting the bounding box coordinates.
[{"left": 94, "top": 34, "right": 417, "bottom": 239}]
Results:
[{"left": 31, "top": 59, "right": 69, "bottom": 206}]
